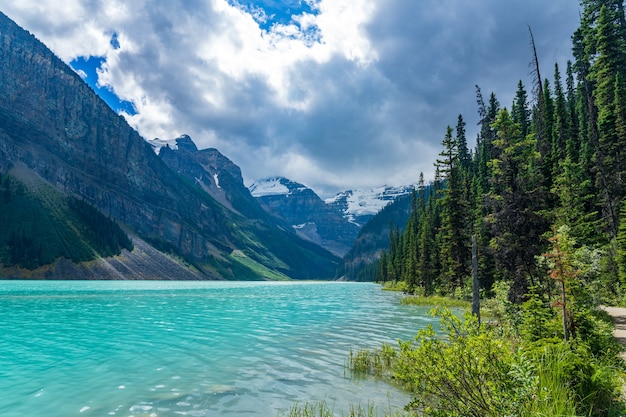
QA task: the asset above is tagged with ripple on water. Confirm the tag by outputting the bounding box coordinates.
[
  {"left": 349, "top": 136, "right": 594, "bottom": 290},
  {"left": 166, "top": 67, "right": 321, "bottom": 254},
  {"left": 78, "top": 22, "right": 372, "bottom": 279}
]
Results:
[{"left": 0, "top": 281, "right": 435, "bottom": 417}]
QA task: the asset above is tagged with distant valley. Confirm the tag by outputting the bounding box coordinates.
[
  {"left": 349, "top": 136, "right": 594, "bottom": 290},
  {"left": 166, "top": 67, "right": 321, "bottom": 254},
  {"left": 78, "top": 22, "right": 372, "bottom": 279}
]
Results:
[{"left": 249, "top": 177, "right": 414, "bottom": 258}]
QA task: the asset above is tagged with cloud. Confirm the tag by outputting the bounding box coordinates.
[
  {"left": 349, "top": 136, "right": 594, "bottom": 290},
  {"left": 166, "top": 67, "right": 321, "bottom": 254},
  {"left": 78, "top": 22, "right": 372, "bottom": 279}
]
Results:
[{"left": 0, "top": 0, "right": 580, "bottom": 197}]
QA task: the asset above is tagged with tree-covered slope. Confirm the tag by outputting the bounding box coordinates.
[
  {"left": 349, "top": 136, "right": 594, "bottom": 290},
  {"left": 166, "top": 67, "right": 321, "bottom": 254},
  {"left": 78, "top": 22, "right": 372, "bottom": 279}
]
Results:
[
  {"left": 335, "top": 192, "right": 414, "bottom": 281},
  {"left": 0, "top": 165, "right": 132, "bottom": 270}
]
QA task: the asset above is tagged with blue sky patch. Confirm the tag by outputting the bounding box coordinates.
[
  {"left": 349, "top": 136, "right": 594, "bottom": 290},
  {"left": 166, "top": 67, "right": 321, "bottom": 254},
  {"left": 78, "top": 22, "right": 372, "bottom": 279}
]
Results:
[
  {"left": 229, "top": 0, "right": 319, "bottom": 32},
  {"left": 70, "top": 55, "right": 136, "bottom": 115},
  {"left": 110, "top": 32, "right": 120, "bottom": 50}
]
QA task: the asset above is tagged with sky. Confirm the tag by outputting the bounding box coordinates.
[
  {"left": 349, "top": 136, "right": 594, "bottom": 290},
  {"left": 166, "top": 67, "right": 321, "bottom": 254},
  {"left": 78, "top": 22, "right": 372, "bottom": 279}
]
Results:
[{"left": 0, "top": 0, "right": 581, "bottom": 198}]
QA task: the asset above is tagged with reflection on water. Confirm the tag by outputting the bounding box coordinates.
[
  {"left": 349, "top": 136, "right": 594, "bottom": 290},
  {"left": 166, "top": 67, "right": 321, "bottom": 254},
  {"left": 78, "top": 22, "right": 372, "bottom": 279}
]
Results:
[{"left": 0, "top": 281, "right": 435, "bottom": 416}]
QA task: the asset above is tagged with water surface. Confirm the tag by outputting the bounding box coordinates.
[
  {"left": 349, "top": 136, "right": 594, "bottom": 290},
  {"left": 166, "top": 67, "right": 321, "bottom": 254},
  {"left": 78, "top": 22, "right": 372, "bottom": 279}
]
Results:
[{"left": 0, "top": 281, "right": 435, "bottom": 416}]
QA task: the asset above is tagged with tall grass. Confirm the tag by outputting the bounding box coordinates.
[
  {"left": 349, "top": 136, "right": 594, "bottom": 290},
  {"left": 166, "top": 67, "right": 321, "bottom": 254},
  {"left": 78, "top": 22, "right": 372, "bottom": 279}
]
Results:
[
  {"left": 399, "top": 295, "right": 471, "bottom": 309},
  {"left": 347, "top": 344, "right": 396, "bottom": 379},
  {"left": 280, "top": 401, "right": 406, "bottom": 417}
]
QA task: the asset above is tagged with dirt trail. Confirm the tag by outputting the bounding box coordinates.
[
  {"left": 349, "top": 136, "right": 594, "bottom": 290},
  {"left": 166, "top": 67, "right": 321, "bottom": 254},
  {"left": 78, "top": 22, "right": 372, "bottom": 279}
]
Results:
[
  {"left": 603, "top": 307, "right": 626, "bottom": 398},
  {"left": 603, "top": 306, "right": 626, "bottom": 361}
]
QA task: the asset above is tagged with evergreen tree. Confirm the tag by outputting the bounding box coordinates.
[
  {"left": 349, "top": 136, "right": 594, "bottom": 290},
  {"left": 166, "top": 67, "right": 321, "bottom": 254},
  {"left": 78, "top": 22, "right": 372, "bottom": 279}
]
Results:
[
  {"left": 565, "top": 61, "right": 581, "bottom": 162},
  {"left": 487, "top": 108, "right": 549, "bottom": 301},
  {"left": 537, "top": 78, "right": 555, "bottom": 188},
  {"left": 378, "top": 250, "right": 389, "bottom": 283},
  {"left": 617, "top": 200, "right": 626, "bottom": 285},
  {"left": 587, "top": 4, "right": 626, "bottom": 236},
  {"left": 455, "top": 114, "right": 471, "bottom": 169},
  {"left": 436, "top": 126, "right": 468, "bottom": 291},
  {"left": 553, "top": 156, "right": 599, "bottom": 244},
  {"left": 552, "top": 63, "right": 569, "bottom": 172},
  {"left": 512, "top": 80, "right": 531, "bottom": 139}
]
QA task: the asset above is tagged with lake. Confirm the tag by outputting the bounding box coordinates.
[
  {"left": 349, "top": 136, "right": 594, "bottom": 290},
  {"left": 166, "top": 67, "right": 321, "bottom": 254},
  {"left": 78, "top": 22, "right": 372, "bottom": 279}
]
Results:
[{"left": 0, "top": 281, "right": 436, "bottom": 417}]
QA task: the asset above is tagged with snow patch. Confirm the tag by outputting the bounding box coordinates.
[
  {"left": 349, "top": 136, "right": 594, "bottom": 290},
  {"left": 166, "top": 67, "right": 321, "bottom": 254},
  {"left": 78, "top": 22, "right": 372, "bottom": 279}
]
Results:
[
  {"left": 213, "top": 173, "right": 220, "bottom": 189},
  {"left": 326, "top": 185, "right": 415, "bottom": 216},
  {"left": 249, "top": 178, "right": 290, "bottom": 197}
]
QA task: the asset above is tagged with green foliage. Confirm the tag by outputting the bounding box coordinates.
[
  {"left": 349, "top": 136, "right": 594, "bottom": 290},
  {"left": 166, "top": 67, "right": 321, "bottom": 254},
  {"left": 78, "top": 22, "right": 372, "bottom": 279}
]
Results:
[
  {"left": 348, "top": 306, "right": 624, "bottom": 417},
  {"left": 399, "top": 295, "right": 471, "bottom": 309},
  {"left": 357, "top": 227, "right": 624, "bottom": 414},
  {"left": 68, "top": 197, "right": 133, "bottom": 257},
  {"left": 617, "top": 199, "right": 626, "bottom": 285},
  {"left": 0, "top": 174, "right": 133, "bottom": 269},
  {"left": 392, "top": 308, "right": 518, "bottom": 416},
  {"left": 518, "top": 288, "right": 561, "bottom": 343},
  {"left": 365, "top": 3, "right": 626, "bottom": 415},
  {"left": 348, "top": 343, "right": 397, "bottom": 379},
  {"left": 380, "top": 280, "right": 409, "bottom": 292}
]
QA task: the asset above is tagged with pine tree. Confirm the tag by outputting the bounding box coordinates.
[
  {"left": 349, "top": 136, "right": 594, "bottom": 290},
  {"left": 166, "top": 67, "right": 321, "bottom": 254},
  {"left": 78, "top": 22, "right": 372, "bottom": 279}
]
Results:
[
  {"left": 512, "top": 80, "right": 531, "bottom": 139},
  {"left": 617, "top": 200, "right": 626, "bottom": 285},
  {"left": 591, "top": 5, "right": 626, "bottom": 236},
  {"left": 455, "top": 114, "right": 471, "bottom": 169},
  {"left": 536, "top": 78, "right": 555, "bottom": 188},
  {"left": 553, "top": 156, "right": 599, "bottom": 244},
  {"left": 436, "top": 126, "right": 468, "bottom": 291},
  {"left": 552, "top": 63, "right": 569, "bottom": 172},
  {"left": 487, "top": 108, "right": 548, "bottom": 301},
  {"left": 378, "top": 250, "right": 389, "bottom": 282},
  {"left": 565, "top": 61, "right": 581, "bottom": 162}
]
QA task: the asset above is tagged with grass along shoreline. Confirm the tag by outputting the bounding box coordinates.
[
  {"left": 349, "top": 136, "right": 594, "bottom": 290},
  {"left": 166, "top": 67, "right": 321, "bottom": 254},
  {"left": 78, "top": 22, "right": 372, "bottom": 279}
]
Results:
[{"left": 381, "top": 280, "right": 472, "bottom": 309}]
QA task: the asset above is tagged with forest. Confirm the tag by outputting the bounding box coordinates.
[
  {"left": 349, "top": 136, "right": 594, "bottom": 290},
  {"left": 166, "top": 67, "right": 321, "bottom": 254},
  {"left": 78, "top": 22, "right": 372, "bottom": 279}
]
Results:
[
  {"left": 0, "top": 174, "right": 133, "bottom": 268},
  {"left": 353, "top": 1, "right": 626, "bottom": 416},
  {"left": 379, "top": 0, "right": 626, "bottom": 303}
]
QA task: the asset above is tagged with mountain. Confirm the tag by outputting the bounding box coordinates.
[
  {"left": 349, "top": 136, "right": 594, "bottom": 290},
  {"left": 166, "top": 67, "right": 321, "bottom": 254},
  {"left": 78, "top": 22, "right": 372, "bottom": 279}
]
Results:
[
  {"left": 326, "top": 185, "right": 416, "bottom": 227},
  {"left": 150, "top": 135, "right": 271, "bottom": 221},
  {"left": 336, "top": 192, "right": 415, "bottom": 281},
  {"left": 250, "top": 177, "right": 360, "bottom": 257},
  {"left": 0, "top": 11, "right": 339, "bottom": 280}
]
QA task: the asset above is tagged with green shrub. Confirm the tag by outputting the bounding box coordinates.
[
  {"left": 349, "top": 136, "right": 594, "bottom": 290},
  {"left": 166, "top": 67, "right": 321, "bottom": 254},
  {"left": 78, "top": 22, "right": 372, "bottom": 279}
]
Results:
[
  {"left": 392, "top": 308, "right": 518, "bottom": 416},
  {"left": 347, "top": 306, "right": 625, "bottom": 417}
]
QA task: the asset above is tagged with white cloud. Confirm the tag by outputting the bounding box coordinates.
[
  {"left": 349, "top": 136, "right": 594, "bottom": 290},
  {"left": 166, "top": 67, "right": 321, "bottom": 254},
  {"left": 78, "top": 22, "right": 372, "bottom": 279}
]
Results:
[
  {"left": 75, "top": 68, "right": 87, "bottom": 79},
  {"left": 0, "top": 0, "right": 580, "bottom": 197}
]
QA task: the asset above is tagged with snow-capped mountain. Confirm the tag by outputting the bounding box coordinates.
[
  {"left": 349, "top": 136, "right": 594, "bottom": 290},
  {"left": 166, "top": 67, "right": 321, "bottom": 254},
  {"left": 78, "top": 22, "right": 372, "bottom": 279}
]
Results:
[
  {"left": 249, "top": 176, "right": 308, "bottom": 197},
  {"left": 248, "top": 178, "right": 416, "bottom": 257},
  {"left": 326, "top": 185, "right": 416, "bottom": 227},
  {"left": 249, "top": 177, "right": 360, "bottom": 257}
]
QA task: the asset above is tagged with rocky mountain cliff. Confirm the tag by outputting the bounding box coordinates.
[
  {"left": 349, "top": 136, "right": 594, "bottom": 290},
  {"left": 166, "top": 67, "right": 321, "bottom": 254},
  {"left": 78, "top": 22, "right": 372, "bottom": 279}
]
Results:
[
  {"left": 150, "top": 135, "right": 271, "bottom": 221},
  {"left": 250, "top": 177, "right": 360, "bottom": 257},
  {"left": 0, "top": 12, "right": 338, "bottom": 280}
]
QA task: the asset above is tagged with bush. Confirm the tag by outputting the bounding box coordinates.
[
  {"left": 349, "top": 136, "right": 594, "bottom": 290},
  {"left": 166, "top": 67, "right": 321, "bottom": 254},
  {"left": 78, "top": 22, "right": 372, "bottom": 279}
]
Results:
[
  {"left": 347, "top": 307, "right": 625, "bottom": 417},
  {"left": 392, "top": 308, "right": 518, "bottom": 416}
]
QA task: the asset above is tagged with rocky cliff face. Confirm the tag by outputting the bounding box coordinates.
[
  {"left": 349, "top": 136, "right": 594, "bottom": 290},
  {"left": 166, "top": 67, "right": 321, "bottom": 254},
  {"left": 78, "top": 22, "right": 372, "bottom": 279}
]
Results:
[
  {"left": 250, "top": 177, "right": 360, "bottom": 257},
  {"left": 0, "top": 12, "right": 338, "bottom": 280},
  {"left": 152, "top": 135, "right": 270, "bottom": 221}
]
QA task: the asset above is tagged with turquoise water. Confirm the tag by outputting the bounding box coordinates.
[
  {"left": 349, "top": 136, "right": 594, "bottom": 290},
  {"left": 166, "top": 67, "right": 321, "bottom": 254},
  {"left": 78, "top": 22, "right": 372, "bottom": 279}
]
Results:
[{"left": 0, "top": 281, "right": 436, "bottom": 417}]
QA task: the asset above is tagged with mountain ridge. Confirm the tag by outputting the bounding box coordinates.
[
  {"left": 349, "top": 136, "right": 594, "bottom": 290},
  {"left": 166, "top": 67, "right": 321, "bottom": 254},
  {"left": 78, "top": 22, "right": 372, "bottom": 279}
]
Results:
[
  {"left": 0, "top": 11, "right": 339, "bottom": 280},
  {"left": 250, "top": 177, "right": 359, "bottom": 257},
  {"left": 248, "top": 177, "right": 416, "bottom": 258}
]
